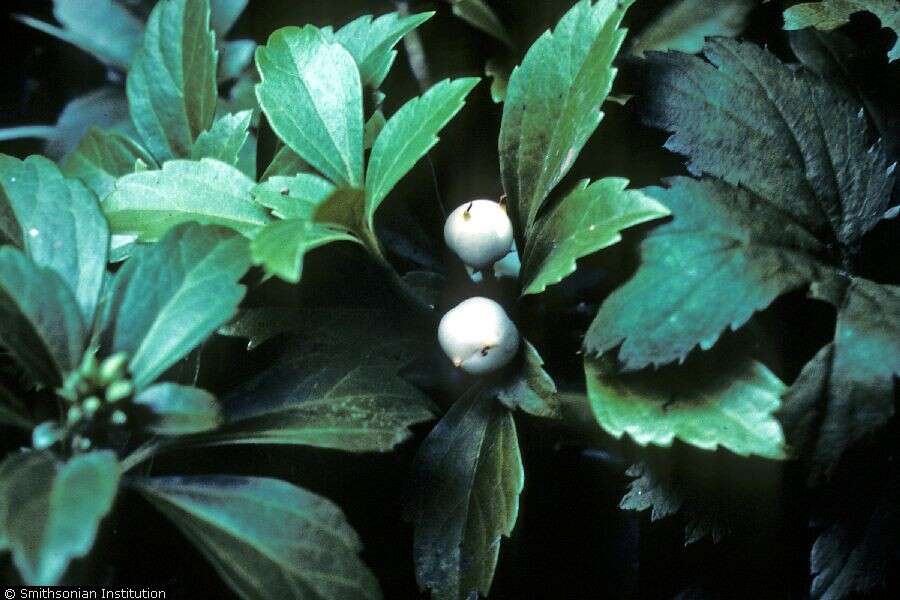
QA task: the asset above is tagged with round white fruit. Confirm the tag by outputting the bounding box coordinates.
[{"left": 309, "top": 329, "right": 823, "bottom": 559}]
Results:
[
  {"left": 438, "top": 297, "right": 520, "bottom": 375},
  {"left": 444, "top": 200, "right": 513, "bottom": 270}
]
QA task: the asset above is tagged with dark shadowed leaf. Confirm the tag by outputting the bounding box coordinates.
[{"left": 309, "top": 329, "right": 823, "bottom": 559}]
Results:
[
  {"left": 783, "top": 0, "right": 900, "bottom": 61},
  {"left": 251, "top": 218, "right": 359, "bottom": 284},
  {"left": 449, "top": 0, "right": 513, "bottom": 47},
  {"left": 405, "top": 393, "right": 523, "bottom": 600},
  {"left": 0, "top": 450, "right": 119, "bottom": 585},
  {"left": 494, "top": 340, "right": 560, "bottom": 418},
  {"left": 0, "top": 248, "right": 85, "bottom": 386},
  {"left": 134, "top": 475, "right": 381, "bottom": 600},
  {"left": 778, "top": 278, "right": 900, "bottom": 481}
]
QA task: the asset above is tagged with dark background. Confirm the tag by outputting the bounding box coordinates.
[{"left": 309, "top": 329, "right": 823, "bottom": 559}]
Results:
[{"left": 1, "top": 1, "right": 898, "bottom": 598}]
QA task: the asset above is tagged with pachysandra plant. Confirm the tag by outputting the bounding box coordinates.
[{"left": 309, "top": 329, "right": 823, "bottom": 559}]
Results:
[{"left": 2, "top": 0, "right": 899, "bottom": 598}]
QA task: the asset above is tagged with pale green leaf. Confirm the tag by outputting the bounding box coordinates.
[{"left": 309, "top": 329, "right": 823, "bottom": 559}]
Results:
[
  {"left": 46, "top": 87, "right": 131, "bottom": 160},
  {"left": 134, "top": 475, "right": 381, "bottom": 600},
  {"left": 127, "top": 0, "right": 218, "bottom": 161},
  {"left": 1, "top": 450, "right": 119, "bottom": 585},
  {"left": 62, "top": 128, "right": 157, "bottom": 200},
  {"left": 630, "top": 0, "right": 756, "bottom": 57},
  {"left": 101, "top": 223, "right": 251, "bottom": 388},
  {"left": 251, "top": 219, "right": 359, "bottom": 283},
  {"left": 406, "top": 393, "right": 523, "bottom": 600},
  {"left": 255, "top": 25, "right": 364, "bottom": 187},
  {"left": 584, "top": 353, "right": 788, "bottom": 459},
  {"left": 252, "top": 174, "right": 335, "bottom": 220},
  {"left": 16, "top": 0, "right": 143, "bottom": 70},
  {"left": 784, "top": 0, "right": 900, "bottom": 61},
  {"left": 191, "top": 111, "right": 254, "bottom": 177},
  {"left": 499, "top": 0, "right": 635, "bottom": 241},
  {"left": 0, "top": 155, "right": 108, "bottom": 323},
  {"left": 366, "top": 78, "right": 478, "bottom": 224},
  {"left": 333, "top": 11, "right": 434, "bottom": 88},
  {"left": 261, "top": 145, "right": 310, "bottom": 180},
  {"left": 133, "top": 383, "right": 222, "bottom": 435},
  {"left": 520, "top": 177, "right": 669, "bottom": 295},
  {"left": 104, "top": 158, "right": 270, "bottom": 241},
  {"left": 0, "top": 248, "right": 85, "bottom": 386}
]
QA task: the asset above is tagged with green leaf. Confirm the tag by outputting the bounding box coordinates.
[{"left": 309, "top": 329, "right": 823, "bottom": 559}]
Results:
[
  {"left": 494, "top": 340, "right": 560, "bottom": 418},
  {"left": 629, "top": 0, "right": 755, "bottom": 57},
  {"left": 783, "top": 0, "right": 900, "bottom": 61},
  {"left": 127, "top": 0, "right": 218, "bottom": 161},
  {"left": 133, "top": 383, "right": 222, "bottom": 435},
  {"left": 191, "top": 111, "right": 254, "bottom": 177},
  {"left": 62, "top": 127, "right": 156, "bottom": 200},
  {"left": 0, "top": 248, "right": 85, "bottom": 386},
  {"left": 584, "top": 351, "right": 788, "bottom": 459},
  {"left": 333, "top": 11, "right": 434, "bottom": 88},
  {"left": 499, "top": 0, "right": 634, "bottom": 243},
  {"left": 104, "top": 158, "right": 270, "bottom": 241},
  {"left": 363, "top": 110, "right": 386, "bottom": 150},
  {"left": 520, "top": 177, "right": 669, "bottom": 295},
  {"left": 15, "top": 0, "right": 143, "bottom": 70},
  {"left": 1, "top": 450, "right": 119, "bottom": 585},
  {"left": 251, "top": 219, "right": 359, "bottom": 283},
  {"left": 634, "top": 38, "right": 893, "bottom": 250},
  {"left": 778, "top": 278, "right": 900, "bottom": 481},
  {"left": 252, "top": 174, "right": 336, "bottom": 220},
  {"left": 406, "top": 393, "right": 523, "bottom": 600},
  {"left": 365, "top": 78, "right": 479, "bottom": 226},
  {"left": 585, "top": 178, "right": 834, "bottom": 369},
  {"left": 133, "top": 475, "right": 382, "bottom": 600},
  {"left": 209, "top": 0, "right": 247, "bottom": 36},
  {"left": 255, "top": 25, "right": 364, "bottom": 187},
  {"left": 588, "top": 38, "right": 895, "bottom": 369},
  {"left": 449, "top": 0, "right": 513, "bottom": 47},
  {"left": 0, "top": 155, "right": 109, "bottom": 323},
  {"left": 101, "top": 223, "right": 251, "bottom": 388}
]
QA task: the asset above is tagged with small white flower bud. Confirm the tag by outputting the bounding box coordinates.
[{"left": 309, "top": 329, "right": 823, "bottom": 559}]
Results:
[
  {"left": 444, "top": 200, "right": 513, "bottom": 270},
  {"left": 438, "top": 297, "right": 520, "bottom": 375}
]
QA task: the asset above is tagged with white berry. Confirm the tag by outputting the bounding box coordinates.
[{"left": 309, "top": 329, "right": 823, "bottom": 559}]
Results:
[
  {"left": 438, "top": 297, "right": 520, "bottom": 375},
  {"left": 444, "top": 200, "right": 513, "bottom": 270}
]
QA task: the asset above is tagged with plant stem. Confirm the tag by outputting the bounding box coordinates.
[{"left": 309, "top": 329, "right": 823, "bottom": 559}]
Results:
[
  {"left": 395, "top": 1, "right": 432, "bottom": 92},
  {"left": 0, "top": 125, "right": 56, "bottom": 142}
]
